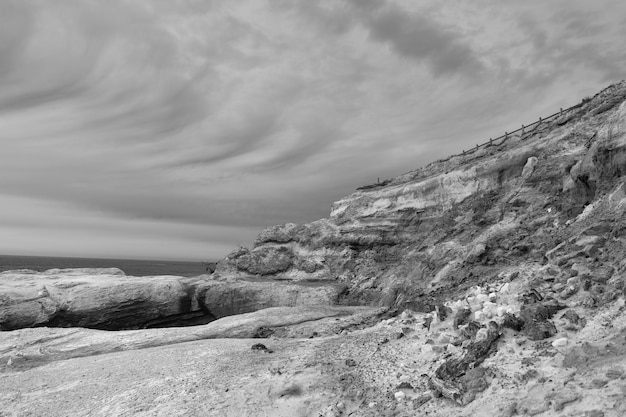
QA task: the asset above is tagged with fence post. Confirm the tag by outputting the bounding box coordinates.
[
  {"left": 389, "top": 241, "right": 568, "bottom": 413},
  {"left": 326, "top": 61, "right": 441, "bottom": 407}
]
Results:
[
  {"left": 489, "top": 138, "right": 493, "bottom": 145},
  {"left": 521, "top": 124, "right": 525, "bottom": 134}
]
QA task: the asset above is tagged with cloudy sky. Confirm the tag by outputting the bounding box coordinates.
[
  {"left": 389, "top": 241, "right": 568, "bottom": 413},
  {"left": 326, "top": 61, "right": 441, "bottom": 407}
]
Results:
[{"left": 0, "top": 0, "right": 624, "bottom": 261}]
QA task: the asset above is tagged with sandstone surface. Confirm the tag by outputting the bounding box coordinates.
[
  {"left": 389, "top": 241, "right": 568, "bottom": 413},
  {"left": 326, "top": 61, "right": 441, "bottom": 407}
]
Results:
[
  {"left": 0, "top": 269, "right": 347, "bottom": 330},
  {"left": 0, "top": 268, "right": 210, "bottom": 330}
]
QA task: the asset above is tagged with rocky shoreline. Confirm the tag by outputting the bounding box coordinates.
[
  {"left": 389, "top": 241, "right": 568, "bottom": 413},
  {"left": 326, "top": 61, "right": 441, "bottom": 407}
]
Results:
[{"left": 2, "top": 81, "right": 626, "bottom": 416}]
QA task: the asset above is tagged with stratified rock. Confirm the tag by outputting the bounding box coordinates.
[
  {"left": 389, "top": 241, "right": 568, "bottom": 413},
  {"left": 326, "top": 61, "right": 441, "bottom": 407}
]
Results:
[
  {"left": 206, "top": 81, "right": 626, "bottom": 310},
  {"left": 196, "top": 279, "right": 346, "bottom": 319},
  {"left": 0, "top": 269, "right": 209, "bottom": 330},
  {"left": 228, "top": 246, "right": 295, "bottom": 276},
  {"left": 0, "top": 305, "right": 378, "bottom": 369}
]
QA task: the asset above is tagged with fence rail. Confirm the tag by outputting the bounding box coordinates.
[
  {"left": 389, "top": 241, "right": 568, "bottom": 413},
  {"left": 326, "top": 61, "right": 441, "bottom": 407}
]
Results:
[
  {"left": 434, "top": 100, "right": 585, "bottom": 163},
  {"left": 358, "top": 82, "right": 623, "bottom": 191}
]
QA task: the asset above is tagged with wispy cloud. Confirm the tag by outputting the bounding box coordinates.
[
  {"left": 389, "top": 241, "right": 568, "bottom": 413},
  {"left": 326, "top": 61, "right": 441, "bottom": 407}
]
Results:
[{"left": 0, "top": 0, "right": 624, "bottom": 260}]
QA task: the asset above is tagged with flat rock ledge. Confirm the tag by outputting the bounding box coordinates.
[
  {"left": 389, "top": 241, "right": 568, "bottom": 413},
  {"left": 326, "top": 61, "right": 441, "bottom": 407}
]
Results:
[
  {"left": 0, "top": 269, "right": 347, "bottom": 331},
  {"left": 0, "top": 305, "right": 381, "bottom": 370}
]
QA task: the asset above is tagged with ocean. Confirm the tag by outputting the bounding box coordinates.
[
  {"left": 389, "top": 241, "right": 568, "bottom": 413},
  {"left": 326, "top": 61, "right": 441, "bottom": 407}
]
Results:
[{"left": 0, "top": 255, "right": 212, "bottom": 277}]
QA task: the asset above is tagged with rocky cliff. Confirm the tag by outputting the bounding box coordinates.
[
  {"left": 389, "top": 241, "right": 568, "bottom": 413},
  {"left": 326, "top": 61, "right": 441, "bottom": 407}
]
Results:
[{"left": 216, "top": 81, "right": 626, "bottom": 310}]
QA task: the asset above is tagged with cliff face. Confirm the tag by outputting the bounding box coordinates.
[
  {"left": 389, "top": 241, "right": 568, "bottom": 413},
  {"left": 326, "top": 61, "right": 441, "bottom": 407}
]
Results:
[{"left": 216, "top": 81, "right": 626, "bottom": 308}]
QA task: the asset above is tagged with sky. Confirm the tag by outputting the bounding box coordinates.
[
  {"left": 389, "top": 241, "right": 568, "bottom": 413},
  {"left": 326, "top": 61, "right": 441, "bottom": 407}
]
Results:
[{"left": 0, "top": 0, "right": 625, "bottom": 261}]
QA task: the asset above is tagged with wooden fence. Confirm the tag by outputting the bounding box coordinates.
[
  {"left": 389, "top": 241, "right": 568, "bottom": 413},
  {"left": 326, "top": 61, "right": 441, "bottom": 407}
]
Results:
[{"left": 434, "top": 100, "right": 585, "bottom": 163}]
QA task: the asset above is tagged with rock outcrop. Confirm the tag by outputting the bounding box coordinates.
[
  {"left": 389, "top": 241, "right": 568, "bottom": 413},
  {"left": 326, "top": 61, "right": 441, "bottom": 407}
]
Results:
[
  {"left": 0, "top": 268, "right": 210, "bottom": 330},
  {"left": 196, "top": 279, "right": 346, "bottom": 319},
  {"left": 215, "top": 81, "right": 626, "bottom": 311},
  {"left": 0, "top": 269, "right": 349, "bottom": 330},
  {"left": 0, "top": 305, "right": 380, "bottom": 369}
]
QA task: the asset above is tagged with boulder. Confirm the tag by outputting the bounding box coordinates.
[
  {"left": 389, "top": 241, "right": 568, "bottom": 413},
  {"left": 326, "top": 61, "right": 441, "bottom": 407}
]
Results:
[{"left": 224, "top": 246, "right": 296, "bottom": 276}]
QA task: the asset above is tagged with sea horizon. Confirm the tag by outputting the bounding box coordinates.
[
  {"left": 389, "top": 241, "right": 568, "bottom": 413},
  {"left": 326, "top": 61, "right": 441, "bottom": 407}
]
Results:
[{"left": 0, "top": 254, "right": 215, "bottom": 277}]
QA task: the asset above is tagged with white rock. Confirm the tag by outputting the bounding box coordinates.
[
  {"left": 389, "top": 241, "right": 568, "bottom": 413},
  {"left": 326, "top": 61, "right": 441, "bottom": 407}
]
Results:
[
  {"left": 476, "top": 293, "right": 490, "bottom": 303},
  {"left": 552, "top": 337, "right": 568, "bottom": 347},
  {"left": 400, "top": 310, "right": 413, "bottom": 320},
  {"left": 476, "top": 328, "right": 489, "bottom": 341},
  {"left": 500, "top": 283, "right": 511, "bottom": 294},
  {"left": 566, "top": 277, "right": 579, "bottom": 286},
  {"left": 394, "top": 391, "right": 406, "bottom": 402},
  {"left": 496, "top": 306, "right": 508, "bottom": 317},
  {"left": 474, "top": 311, "right": 485, "bottom": 321}
]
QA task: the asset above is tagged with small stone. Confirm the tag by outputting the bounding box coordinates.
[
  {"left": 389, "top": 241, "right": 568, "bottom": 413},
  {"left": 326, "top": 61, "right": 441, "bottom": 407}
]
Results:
[
  {"left": 515, "top": 338, "right": 526, "bottom": 345},
  {"left": 552, "top": 337, "right": 568, "bottom": 347},
  {"left": 606, "top": 367, "right": 625, "bottom": 379},
  {"left": 561, "top": 309, "right": 585, "bottom": 330},
  {"left": 590, "top": 284, "right": 605, "bottom": 295},
  {"left": 453, "top": 308, "right": 472, "bottom": 329},
  {"left": 251, "top": 343, "right": 273, "bottom": 353},
  {"left": 368, "top": 402, "right": 377, "bottom": 408},
  {"left": 580, "top": 295, "right": 597, "bottom": 308},
  {"left": 502, "top": 313, "right": 525, "bottom": 331},
  {"left": 560, "top": 285, "right": 579, "bottom": 299},
  {"left": 345, "top": 358, "right": 357, "bottom": 367},
  {"left": 591, "top": 378, "right": 608, "bottom": 388},
  {"left": 412, "top": 393, "right": 432, "bottom": 408},
  {"left": 432, "top": 345, "right": 446, "bottom": 353},
  {"left": 476, "top": 293, "right": 490, "bottom": 303},
  {"left": 475, "top": 328, "right": 489, "bottom": 342},
  {"left": 394, "top": 391, "right": 406, "bottom": 401},
  {"left": 567, "top": 277, "right": 579, "bottom": 286}
]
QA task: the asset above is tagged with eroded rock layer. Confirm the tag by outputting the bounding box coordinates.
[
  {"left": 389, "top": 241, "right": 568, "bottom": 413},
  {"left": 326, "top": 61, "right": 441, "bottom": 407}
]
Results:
[{"left": 216, "top": 81, "right": 626, "bottom": 310}]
